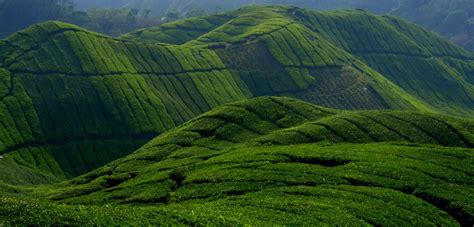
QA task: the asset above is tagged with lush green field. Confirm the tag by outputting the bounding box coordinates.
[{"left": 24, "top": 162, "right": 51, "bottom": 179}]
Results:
[
  {"left": 126, "top": 6, "right": 473, "bottom": 116},
  {"left": 0, "top": 7, "right": 473, "bottom": 225},
  {"left": 1, "top": 96, "right": 473, "bottom": 225}
]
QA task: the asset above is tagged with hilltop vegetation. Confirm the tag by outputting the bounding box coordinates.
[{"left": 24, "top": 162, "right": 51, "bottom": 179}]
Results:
[
  {"left": 0, "top": 4, "right": 472, "bottom": 225},
  {"left": 0, "top": 0, "right": 161, "bottom": 38},
  {"left": 74, "top": 0, "right": 474, "bottom": 51},
  {"left": 1, "top": 97, "right": 473, "bottom": 225},
  {"left": 0, "top": 6, "right": 473, "bottom": 187},
  {"left": 0, "top": 20, "right": 250, "bottom": 184},
  {"left": 125, "top": 6, "right": 474, "bottom": 115}
]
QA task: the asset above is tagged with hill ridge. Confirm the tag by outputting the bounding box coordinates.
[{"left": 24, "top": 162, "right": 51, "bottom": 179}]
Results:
[
  {"left": 35, "top": 96, "right": 473, "bottom": 225},
  {"left": 0, "top": 6, "right": 472, "bottom": 186}
]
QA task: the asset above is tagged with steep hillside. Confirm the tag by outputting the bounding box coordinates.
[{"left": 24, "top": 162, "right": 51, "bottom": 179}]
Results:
[
  {"left": 0, "top": 21, "right": 251, "bottom": 184},
  {"left": 0, "top": 6, "right": 472, "bottom": 186},
  {"left": 75, "top": 0, "right": 473, "bottom": 51},
  {"left": 125, "top": 6, "right": 474, "bottom": 116},
  {"left": 3, "top": 96, "right": 472, "bottom": 225}
]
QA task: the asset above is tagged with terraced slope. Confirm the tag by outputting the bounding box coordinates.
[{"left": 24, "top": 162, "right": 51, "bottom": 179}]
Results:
[
  {"left": 0, "top": 21, "right": 251, "bottom": 184},
  {"left": 0, "top": 10, "right": 430, "bottom": 185},
  {"left": 292, "top": 9, "right": 474, "bottom": 115},
  {"left": 125, "top": 6, "right": 474, "bottom": 116},
  {"left": 0, "top": 6, "right": 473, "bottom": 186},
  {"left": 4, "top": 96, "right": 471, "bottom": 225}
]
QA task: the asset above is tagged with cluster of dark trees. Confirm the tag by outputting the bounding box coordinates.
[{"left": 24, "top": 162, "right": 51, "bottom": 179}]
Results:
[
  {"left": 0, "top": 0, "right": 161, "bottom": 37},
  {"left": 1, "top": 0, "right": 472, "bottom": 50}
]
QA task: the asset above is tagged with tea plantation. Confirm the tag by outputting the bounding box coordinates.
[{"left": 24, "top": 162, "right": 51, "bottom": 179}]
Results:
[
  {"left": 1, "top": 96, "right": 473, "bottom": 225},
  {"left": 0, "top": 5, "right": 473, "bottom": 225}
]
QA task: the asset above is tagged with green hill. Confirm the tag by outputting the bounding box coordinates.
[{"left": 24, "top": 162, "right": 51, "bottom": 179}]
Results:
[
  {"left": 0, "top": 21, "right": 251, "bottom": 184},
  {"left": 75, "top": 0, "right": 473, "bottom": 51},
  {"left": 125, "top": 6, "right": 474, "bottom": 116},
  {"left": 1, "top": 96, "right": 472, "bottom": 225},
  {"left": 0, "top": 6, "right": 473, "bottom": 187}
]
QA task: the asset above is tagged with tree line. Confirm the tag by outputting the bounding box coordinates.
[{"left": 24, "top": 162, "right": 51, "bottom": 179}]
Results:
[{"left": 0, "top": 0, "right": 163, "bottom": 37}]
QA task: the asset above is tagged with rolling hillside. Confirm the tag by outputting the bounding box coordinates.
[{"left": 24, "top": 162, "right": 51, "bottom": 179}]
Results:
[
  {"left": 1, "top": 96, "right": 472, "bottom": 225},
  {"left": 0, "top": 6, "right": 473, "bottom": 187},
  {"left": 0, "top": 21, "right": 251, "bottom": 184},
  {"left": 125, "top": 6, "right": 474, "bottom": 116},
  {"left": 74, "top": 0, "right": 473, "bottom": 51}
]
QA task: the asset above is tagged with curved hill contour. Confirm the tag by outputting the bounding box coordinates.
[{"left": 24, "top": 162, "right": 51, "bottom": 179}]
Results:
[
  {"left": 0, "top": 6, "right": 473, "bottom": 185},
  {"left": 3, "top": 96, "right": 471, "bottom": 225},
  {"left": 125, "top": 6, "right": 474, "bottom": 116}
]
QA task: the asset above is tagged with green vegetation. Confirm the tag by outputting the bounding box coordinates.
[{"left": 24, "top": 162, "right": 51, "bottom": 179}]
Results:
[
  {"left": 1, "top": 96, "right": 472, "bottom": 225},
  {"left": 75, "top": 0, "right": 474, "bottom": 51},
  {"left": 0, "top": 6, "right": 473, "bottom": 188},
  {"left": 0, "top": 0, "right": 162, "bottom": 38},
  {"left": 0, "top": 6, "right": 473, "bottom": 225},
  {"left": 0, "top": 20, "right": 250, "bottom": 184},
  {"left": 126, "top": 6, "right": 473, "bottom": 116}
]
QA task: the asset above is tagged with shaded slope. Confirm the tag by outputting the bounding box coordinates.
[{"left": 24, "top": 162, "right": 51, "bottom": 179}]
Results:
[
  {"left": 37, "top": 97, "right": 474, "bottom": 225},
  {"left": 0, "top": 21, "right": 251, "bottom": 184},
  {"left": 125, "top": 6, "right": 474, "bottom": 116},
  {"left": 291, "top": 8, "right": 474, "bottom": 116}
]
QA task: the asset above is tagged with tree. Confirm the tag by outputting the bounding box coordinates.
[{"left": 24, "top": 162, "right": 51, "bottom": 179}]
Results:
[
  {"left": 165, "top": 11, "right": 183, "bottom": 22},
  {"left": 127, "top": 8, "right": 139, "bottom": 24},
  {"left": 186, "top": 7, "right": 207, "bottom": 18},
  {"left": 0, "top": 0, "right": 66, "bottom": 37},
  {"left": 143, "top": 9, "right": 152, "bottom": 19}
]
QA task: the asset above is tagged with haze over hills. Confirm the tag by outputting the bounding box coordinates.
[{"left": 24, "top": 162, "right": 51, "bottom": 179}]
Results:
[{"left": 0, "top": 5, "right": 473, "bottom": 225}]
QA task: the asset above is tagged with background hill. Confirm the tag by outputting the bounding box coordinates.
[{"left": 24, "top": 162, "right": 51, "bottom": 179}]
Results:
[
  {"left": 125, "top": 6, "right": 474, "bottom": 115},
  {"left": 73, "top": 0, "right": 474, "bottom": 51},
  {"left": 0, "top": 6, "right": 473, "bottom": 187},
  {"left": 1, "top": 96, "right": 473, "bottom": 225}
]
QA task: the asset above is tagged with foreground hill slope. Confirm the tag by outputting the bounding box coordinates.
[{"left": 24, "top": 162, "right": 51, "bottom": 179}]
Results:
[
  {"left": 0, "top": 6, "right": 472, "bottom": 186},
  {"left": 1, "top": 96, "right": 472, "bottom": 225}
]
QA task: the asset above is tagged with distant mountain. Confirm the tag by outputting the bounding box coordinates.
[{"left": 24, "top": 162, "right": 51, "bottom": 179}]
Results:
[
  {"left": 74, "top": 0, "right": 474, "bottom": 51},
  {"left": 391, "top": 0, "right": 474, "bottom": 51},
  {"left": 0, "top": 6, "right": 472, "bottom": 186}
]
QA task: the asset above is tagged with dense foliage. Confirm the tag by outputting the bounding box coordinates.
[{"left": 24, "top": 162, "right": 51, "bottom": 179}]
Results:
[
  {"left": 74, "top": 0, "right": 474, "bottom": 51},
  {"left": 1, "top": 97, "right": 473, "bottom": 225},
  {"left": 0, "top": 0, "right": 160, "bottom": 37},
  {"left": 0, "top": 6, "right": 473, "bottom": 225},
  {"left": 0, "top": 6, "right": 472, "bottom": 187}
]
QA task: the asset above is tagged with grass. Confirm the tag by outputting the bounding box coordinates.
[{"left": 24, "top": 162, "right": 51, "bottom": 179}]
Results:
[
  {"left": 2, "top": 142, "right": 472, "bottom": 225},
  {"left": 0, "top": 6, "right": 472, "bottom": 225},
  {"left": 1, "top": 97, "right": 470, "bottom": 225}
]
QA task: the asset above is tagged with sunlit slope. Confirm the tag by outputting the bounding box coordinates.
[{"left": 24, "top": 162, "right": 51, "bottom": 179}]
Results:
[
  {"left": 1, "top": 6, "right": 472, "bottom": 185},
  {"left": 125, "top": 6, "right": 474, "bottom": 116},
  {"left": 291, "top": 8, "right": 474, "bottom": 116},
  {"left": 0, "top": 12, "right": 439, "bottom": 185},
  {"left": 40, "top": 97, "right": 474, "bottom": 225},
  {"left": 0, "top": 21, "right": 251, "bottom": 184}
]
